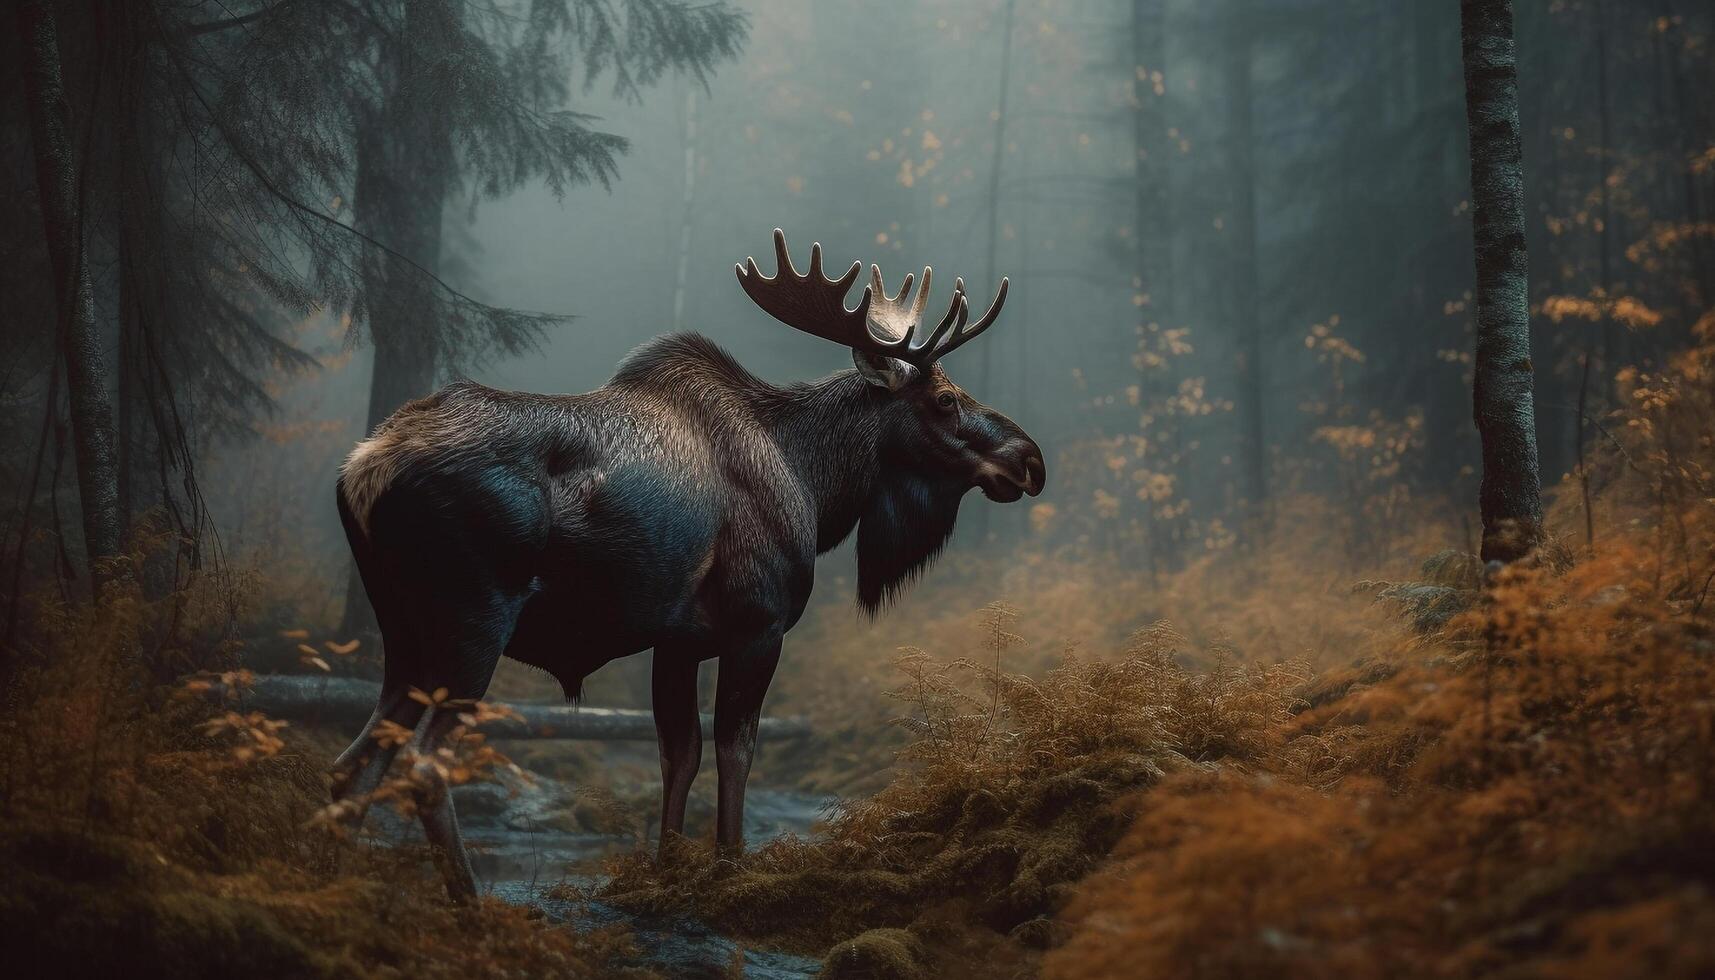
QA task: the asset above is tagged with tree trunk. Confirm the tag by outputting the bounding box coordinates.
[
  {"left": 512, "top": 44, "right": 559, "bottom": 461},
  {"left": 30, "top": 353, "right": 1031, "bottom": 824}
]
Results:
[
  {"left": 1226, "top": 0, "right": 1267, "bottom": 527},
  {"left": 19, "top": 0, "right": 123, "bottom": 583},
  {"left": 1132, "top": 0, "right": 1174, "bottom": 569},
  {"left": 356, "top": 0, "right": 454, "bottom": 433},
  {"left": 354, "top": 162, "right": 445, "bottom": 433},
  {"left": 980, "top": 0, "right": 1018, "bottom": 401},
  {"left": 970, "top": 0, "right": 1018, "bottom": 547},
  {"left": 115, "top": 5, "right": 153, "bottom": 540},
  {"left": 671, "top": 85, "right": 699, "bottom": 332},
  {"left": 1132, "top": 0, "right": 1171, "bottom": 320},
  {"left": 201, "top": 674, "right": 812, "bottom": 742},
  {"left": 342, "top": 0, "right": 454, "bottom": 637},
  {"left": 1459, "top": 0, "right": 1544, "bottom": 563}
]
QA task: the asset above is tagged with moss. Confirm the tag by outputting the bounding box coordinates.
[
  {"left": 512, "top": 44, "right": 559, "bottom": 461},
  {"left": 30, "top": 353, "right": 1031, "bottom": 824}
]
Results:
[
  {"left": 0, "top": 829, "right": 329, "bottom": 980},
  {"left": 821, "top": 928, "right": 928, "bottom": 980},
  {"left": 598, "top": 732, "right": 1190, "bottom": 969},
  {"left": 599, "top": 645, "right": 1274, "bottom": 971},
  {"left": 1007, "top": 916, "right": 1068, "bottom": 950}
]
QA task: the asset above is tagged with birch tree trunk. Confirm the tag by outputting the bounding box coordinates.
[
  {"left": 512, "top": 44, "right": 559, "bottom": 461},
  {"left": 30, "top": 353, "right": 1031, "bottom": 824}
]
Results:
[
  {"left": 19, "top": 0, "right": 123, "bottom": 582},
  {"left": 1460, "top": 0, "right": 1544, "bottom": 562}
]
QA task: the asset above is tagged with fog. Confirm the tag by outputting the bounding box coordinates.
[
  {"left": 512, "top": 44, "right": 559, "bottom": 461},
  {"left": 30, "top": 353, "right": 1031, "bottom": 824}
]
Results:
[
  {"left": 124, "top": 0, "right": 1698, "bottom": 606},
  {"left": 7, "top": 1, "right": 1715, "bottom": 972},
  {"left": 5, "top": 0, "right": 1692, "bottom": 625}
]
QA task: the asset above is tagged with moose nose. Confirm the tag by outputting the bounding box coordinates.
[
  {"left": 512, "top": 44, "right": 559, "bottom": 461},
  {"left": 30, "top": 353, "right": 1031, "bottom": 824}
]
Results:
[{"left": 1021, "top": 454, "right": 1046, "bottom": 496}]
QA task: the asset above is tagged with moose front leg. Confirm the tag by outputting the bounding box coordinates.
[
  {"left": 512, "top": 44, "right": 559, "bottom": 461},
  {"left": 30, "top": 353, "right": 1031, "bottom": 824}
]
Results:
[{"left": 713, "top": 629, "right": 782, "bottom": 853}]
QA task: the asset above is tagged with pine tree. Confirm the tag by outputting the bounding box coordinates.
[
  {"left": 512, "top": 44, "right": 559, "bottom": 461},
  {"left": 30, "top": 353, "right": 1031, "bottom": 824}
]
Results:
[
  {"left": 6, "top": 1, "right": 743, "bottom": 609},
  {"left": 328, "top": 0, "right": 746, "bottom": 633}
]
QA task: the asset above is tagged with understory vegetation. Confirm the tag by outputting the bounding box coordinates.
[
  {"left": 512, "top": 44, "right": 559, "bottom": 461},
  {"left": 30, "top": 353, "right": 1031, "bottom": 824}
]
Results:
[
  {"left": 716, "top": 329, "right": 1715, "bottom": 978},
  {"left": 6, "top": 0, "right": 1713, "bottom": 974},
  {"left": 2, "top": 331, "right": 1712, "bottom": 978},
  {"left": 0, "top": 572, "right": 643, "bottom": 978}
]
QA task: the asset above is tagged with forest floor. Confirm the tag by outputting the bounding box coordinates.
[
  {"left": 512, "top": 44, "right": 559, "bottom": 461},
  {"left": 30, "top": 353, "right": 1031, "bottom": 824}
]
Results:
[{"left": 4, "top": 343, "right": 1715, "bottom": 978}]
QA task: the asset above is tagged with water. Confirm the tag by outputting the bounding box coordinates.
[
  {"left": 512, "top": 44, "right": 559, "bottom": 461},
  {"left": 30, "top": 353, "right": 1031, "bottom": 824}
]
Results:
[
  {"left": 494, "top": 888, "right": 826, "bottom": 980},
  {"left": 377, "top": 776, "right": 833, "bottom": 978}
]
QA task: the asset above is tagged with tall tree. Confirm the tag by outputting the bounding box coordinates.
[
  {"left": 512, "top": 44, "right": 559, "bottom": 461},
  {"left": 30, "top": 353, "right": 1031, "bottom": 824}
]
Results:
[
  {"left": 1131, "top": 0, "right": 1170, "bottom": 326},
  {"left": 1225, "top": 0, "right": 1266, "bottom": 527},
  {"left": 335, "top": 0, "right": 746, "bottom": 635},
  {"left": 18, "top": 0, "right": 122, "bottom": 582},
  {"left": 1460, "top": 0, "right": 1543, "bottom": 562},
  {"left": 980, "top": 0, "right": 1019, "bottom": 401},
  {"left": 354, "top": 0, "right": 461, "bottom": 442},
  {"left": 341, "top": 0, "right": 745, "bottom": 432},
  {"left": 958, "top": 0, "right": 1018, "bottom": 547},
  {"left": 1130, "top": 0, "right": 1182, "bottom": 569},
  {"left": 670, "top": 84, "right": 700, "bottom": 333}
]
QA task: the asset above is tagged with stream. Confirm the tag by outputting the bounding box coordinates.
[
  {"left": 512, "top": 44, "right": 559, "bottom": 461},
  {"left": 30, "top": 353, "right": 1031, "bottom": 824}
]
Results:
[{"left": 373, "top": 774, "right": 834, "bottom": 978}]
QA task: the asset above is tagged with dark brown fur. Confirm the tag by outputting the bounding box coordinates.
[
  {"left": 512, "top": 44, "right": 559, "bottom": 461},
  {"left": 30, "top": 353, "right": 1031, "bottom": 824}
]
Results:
[{"left": 329, "top": 332, "right": 1043, "bottom": 901}]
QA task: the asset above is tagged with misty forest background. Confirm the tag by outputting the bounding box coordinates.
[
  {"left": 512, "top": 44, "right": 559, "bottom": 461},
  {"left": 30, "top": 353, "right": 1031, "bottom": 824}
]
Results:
[
  {"left": 4, "top": 0, "right": 1715, "bottom": 977},
  {"left": 23, "top": 0, "right": 1711, "bottom": 608}
]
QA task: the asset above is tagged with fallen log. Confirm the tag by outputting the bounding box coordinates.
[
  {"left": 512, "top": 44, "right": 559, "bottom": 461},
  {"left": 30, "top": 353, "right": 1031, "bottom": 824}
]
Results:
[{"left": 202, "top": 674, "right": 811, "bottom": 741}]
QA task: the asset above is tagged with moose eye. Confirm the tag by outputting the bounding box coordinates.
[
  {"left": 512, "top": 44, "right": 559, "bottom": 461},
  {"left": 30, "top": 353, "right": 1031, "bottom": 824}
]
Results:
[{"left": 936, "top": 391, "right": 956, "bottom": 411}]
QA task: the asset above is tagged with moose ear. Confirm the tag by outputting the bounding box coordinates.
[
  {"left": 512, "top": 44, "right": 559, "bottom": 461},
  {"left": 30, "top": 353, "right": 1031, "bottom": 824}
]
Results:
[{"left": 852, "top": 349, "right": 915, "bottom": 391}]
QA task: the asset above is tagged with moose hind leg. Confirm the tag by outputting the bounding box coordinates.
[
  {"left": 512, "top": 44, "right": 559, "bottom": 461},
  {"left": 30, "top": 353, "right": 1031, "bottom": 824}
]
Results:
[
  {"left": 713, "top": 629, "right": 782, "bottom": 853},
  {"left": 652, "top": 649, "right": 703, "bottom": 852},
  {"left": 399, "top": 581, "right": 529, "bottom": 902},
  {"left": 365, "top": 463, "right": 540, "bottom": 900},
  {"left": 329, "top": 685, "right": 424, "bottom": 826},
  {"left": 407, "top": 703, "right": 481, "bottom": 903}
]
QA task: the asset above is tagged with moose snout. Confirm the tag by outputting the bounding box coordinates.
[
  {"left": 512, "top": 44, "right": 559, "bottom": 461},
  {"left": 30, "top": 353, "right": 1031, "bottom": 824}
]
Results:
[
  {"left": 1020, "top": 452, "right": 1046, "bottom": 497},
  {"left": 978, "top": 439, "right": 1046, "bottom": 502}
]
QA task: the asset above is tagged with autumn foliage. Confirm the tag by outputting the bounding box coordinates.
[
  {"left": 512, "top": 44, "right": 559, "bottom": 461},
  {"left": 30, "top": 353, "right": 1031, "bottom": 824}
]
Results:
[
  {"left": 0, "top": 570, "right": 632, "bottom": 978},
  {"left": 594, "top": 327, "right": 1715, "bottom": 977},
  {"left": 0, "top": 303, "right": 1710, "bottom": 978}
]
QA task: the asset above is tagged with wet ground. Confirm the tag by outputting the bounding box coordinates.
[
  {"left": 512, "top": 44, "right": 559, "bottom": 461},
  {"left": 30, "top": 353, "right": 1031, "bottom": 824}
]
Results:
[{"left": 374, "top": 774, "right": 834, "bottom": 977}]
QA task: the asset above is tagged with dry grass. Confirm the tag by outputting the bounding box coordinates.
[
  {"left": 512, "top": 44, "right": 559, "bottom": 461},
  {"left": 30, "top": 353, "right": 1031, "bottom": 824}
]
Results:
[
  {"left": 0, "top": 573, "right": 643, "bottom": 979},
  {"left": 597, "top": 332, "right": 1715, "bottom": 978},
  {"left": 596, "top": 616, "right": 1316, "bottom": 976},
  {"left": 5, "top": 323, "right": 1713, "bottom": 979},
  {"left": 1051, "top": 534, "right": 1715, "bottom": 978},
  {"left": 756, "top": 495, "right": 1434, "bottom": 801}
]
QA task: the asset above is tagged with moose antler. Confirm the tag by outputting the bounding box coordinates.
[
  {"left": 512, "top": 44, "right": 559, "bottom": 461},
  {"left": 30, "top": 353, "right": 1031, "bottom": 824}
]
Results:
[{"left": 736, "top": 229, "right": 1008, "bottom": 370}]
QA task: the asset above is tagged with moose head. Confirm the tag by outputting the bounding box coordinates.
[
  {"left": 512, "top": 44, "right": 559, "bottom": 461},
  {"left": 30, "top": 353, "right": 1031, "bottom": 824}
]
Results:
[{"left": 737, "top": 229, "right": 1045, "bottom": 506}]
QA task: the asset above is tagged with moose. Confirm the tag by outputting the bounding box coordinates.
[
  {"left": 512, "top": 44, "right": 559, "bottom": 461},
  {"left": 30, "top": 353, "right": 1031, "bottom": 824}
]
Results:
[{"left": 329, "top": 230, "right": 1045, "bottom": 900}]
